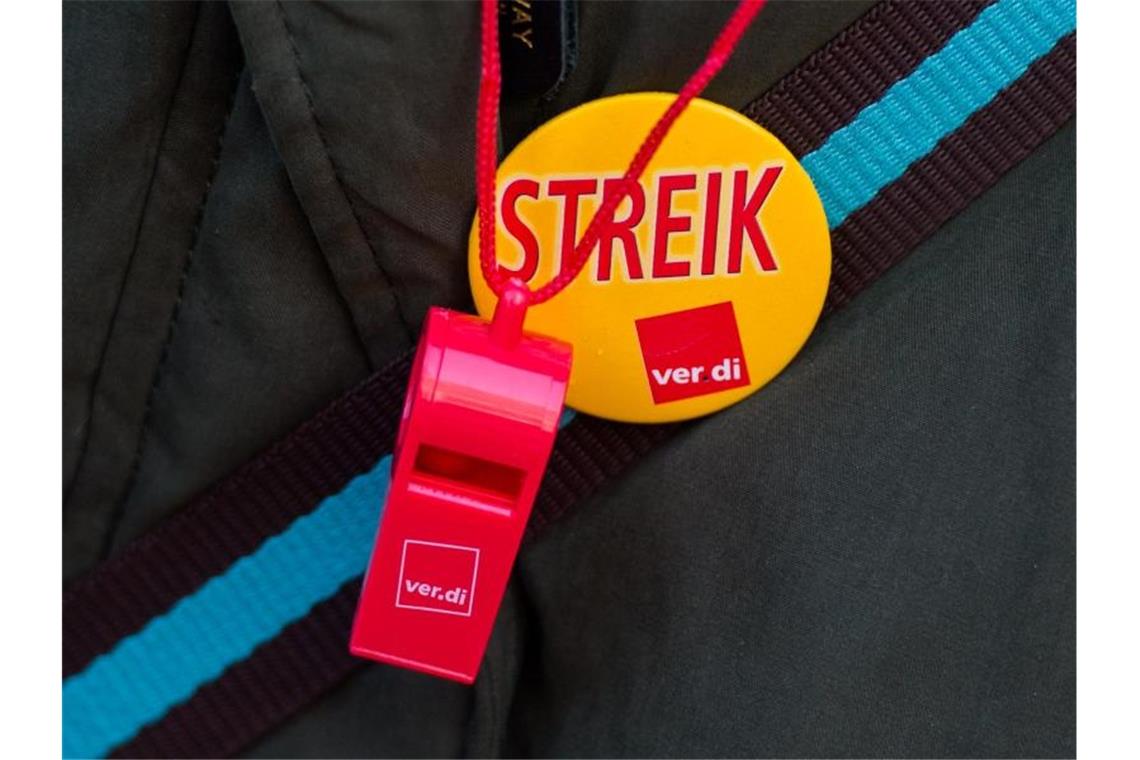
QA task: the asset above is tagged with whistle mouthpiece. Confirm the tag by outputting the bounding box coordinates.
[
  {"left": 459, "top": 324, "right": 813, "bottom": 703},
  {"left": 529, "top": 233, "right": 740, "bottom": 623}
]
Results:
[{"left": 489, "top": 278, "right": 530, "bottom": 348}]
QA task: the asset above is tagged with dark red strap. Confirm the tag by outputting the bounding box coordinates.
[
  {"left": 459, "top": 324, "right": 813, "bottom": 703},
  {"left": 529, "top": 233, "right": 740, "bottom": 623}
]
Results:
[
  {"left": 742, "top": 0, "right": 994, "bottom": 157},
  {"left": 824, "top": 33, "right": 1075, "bottom": 312}
]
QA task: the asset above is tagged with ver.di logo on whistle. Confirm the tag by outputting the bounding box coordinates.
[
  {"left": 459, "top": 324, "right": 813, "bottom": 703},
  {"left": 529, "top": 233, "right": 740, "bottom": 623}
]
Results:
[{"left": 395, "top": 540, "right": 480, "bottom": 617}]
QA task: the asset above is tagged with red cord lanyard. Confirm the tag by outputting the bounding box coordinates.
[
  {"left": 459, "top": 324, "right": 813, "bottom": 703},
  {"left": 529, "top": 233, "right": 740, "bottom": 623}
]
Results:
[
  {"left": 476, "top": 0, "right": 767, "bottom": 307},
  {"left": 350, "top": 0, "right": 767, "bottom": 684}
]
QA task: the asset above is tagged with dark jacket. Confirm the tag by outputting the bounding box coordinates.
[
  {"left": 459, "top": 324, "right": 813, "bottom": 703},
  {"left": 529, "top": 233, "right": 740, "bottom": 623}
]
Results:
[{"left": 63, "top": 2, "right": 1074, "bottom": 756}]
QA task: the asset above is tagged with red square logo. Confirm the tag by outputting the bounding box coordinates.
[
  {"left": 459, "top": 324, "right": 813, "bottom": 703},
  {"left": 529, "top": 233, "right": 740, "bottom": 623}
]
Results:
[
  {"left": 634, "top": 301, "right": 751, "bottom": 404},
  {"left": 395, "top": 540, "right": 479, "bottom": 617}
]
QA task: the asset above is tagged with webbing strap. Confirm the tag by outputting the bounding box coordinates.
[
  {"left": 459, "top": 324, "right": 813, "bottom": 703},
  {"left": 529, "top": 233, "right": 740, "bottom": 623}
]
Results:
[
  {"left": 63, "top": 354, "right": 412, "bottom": 678},
  {"left": 64, "top": 1, "right": 1076, "bottom": 756}
]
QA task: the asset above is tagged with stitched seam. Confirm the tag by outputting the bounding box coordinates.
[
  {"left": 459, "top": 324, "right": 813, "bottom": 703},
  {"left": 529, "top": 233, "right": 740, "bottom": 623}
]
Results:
[
  {"left": 65, "top": 3, "right": 204, "bottom": 509},
  {"left": 274, "top": 0, "right": 416, "bottom": 342},
  {"left": 98, "top": 68, "right": 245, "bottom": 561}
]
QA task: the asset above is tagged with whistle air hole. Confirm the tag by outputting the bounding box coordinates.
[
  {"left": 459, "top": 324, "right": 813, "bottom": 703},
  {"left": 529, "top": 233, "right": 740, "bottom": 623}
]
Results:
[{"left": 412, "top": 445, "right": 526, "bottom": 506}]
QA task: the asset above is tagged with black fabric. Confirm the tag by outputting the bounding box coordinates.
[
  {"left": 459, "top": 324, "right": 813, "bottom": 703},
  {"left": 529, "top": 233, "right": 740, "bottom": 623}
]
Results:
[
  {"left": 63, "top": 1, "right": 1074, "bottom": 757},
  {"left": 61, "top": 0, "right": 873, "bottom": 583},
  {"left": 493, "top": 124, "right": 1076, "bottom": 758},
  {"left": 64, "top": 1, "right": 199, "bottom": 500},
  {"left": 63, "top": 1, "right": 249, "bottom": 578}
]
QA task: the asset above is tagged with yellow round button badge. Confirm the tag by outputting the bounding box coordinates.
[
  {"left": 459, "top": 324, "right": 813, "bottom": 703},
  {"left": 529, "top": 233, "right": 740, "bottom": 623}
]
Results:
[{"left": 468, "top": 93, "right": 831, "bottom": 423}]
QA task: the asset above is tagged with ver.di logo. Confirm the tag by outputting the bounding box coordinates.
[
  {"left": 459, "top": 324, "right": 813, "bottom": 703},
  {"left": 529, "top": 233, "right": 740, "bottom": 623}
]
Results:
[
  {"left": 635, "top": 301, "right": 751, "bottom": 404},
  {"left": 395, "top": 540, "right": 479, "bottom": 617}
]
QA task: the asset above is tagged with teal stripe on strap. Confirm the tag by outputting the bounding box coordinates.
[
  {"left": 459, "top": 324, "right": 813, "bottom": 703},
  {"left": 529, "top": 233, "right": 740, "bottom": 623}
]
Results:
[
  {"left": 63, "top": 409, "right": 577, "bottom": 759},
  {"left": 63, "top": 463, "right": 391, "bottom": 759},
  {"left": 63, "top": 0, "right": 1076, "bottom": 752},
  {"left": 803, "top": 0, "right": 1075, "bottom": 228}
]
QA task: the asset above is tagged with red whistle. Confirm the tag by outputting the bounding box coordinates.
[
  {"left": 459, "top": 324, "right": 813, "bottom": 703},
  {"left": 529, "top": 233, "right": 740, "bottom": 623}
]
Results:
[{"left": 350, "top": 280, "right": 571, "bottom": 683}]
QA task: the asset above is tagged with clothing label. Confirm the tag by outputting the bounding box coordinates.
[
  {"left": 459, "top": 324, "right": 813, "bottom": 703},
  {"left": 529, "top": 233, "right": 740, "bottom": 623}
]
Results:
[
  {"left": 468, "top": 92, "right": 831, "bottom": 422},
  {"left": 499, "top": 0, "right": 576, "bottom": 101}
]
